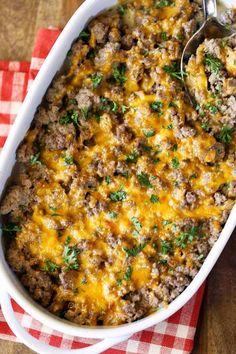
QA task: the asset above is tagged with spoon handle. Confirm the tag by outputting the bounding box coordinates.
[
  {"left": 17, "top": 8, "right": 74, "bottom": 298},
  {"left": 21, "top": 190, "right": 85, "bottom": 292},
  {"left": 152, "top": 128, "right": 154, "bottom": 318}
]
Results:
[{"left": 203, "top": 0, "right": 217, "bottom": 20}]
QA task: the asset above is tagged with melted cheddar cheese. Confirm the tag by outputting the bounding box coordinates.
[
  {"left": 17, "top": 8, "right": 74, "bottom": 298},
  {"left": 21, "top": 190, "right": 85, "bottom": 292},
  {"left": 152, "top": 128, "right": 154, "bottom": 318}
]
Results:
[{"left": 1, "top": 0, "right": 236, "bottom": 326}]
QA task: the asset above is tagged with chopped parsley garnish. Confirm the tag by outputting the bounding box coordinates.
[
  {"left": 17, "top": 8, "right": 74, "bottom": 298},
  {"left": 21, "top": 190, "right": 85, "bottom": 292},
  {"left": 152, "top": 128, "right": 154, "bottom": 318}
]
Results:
[
  {"left": 164, "top": 62, "right": 185, "bottom": 80},
  {"left": 171, "top": 157, "right": 180, "bottom": 169},
  {"left": 143, "top": 129, "right": 155, "bottom": 137},
  {"left": 121, "top": 105, "right": 128, "bottom": 113},
  {"left": 100, "top": 96, "right": 118, "bottom": 113},
  {"left": 105, "top": 176, "right": 111, "bottom": 185},
  {"left": 150, "top": 194, "right": 160, "bottom": 203},
  {"left": 137, "top": 172, "right": 153, "bottom": 188},
  {"left": 150, "top": 101, "right": 163, "bottom": 115},
  {"left": 49, "top": 206, "right": 60, "bottom": 217},
  {"left": 206, "top": 103, "right": 218, "bottom": 114},
  {"left": 81, "top": 278, "right": 87, "bottom": 285},
  {"left": 123, "top": 243, "right": 147, "bottom": 257},
  {"left": 218, "top": 125, "right": 234, "bottom": 144},
  {"left": 80, "top": 107, "right": 90, "bottom": 120},
  {"left": 204, "top": 54, "right": 222, "bottom": 74},
  {"left": 159, "top": 259, "right": 168, "bottom": 265},
  {"left": 59, "top": 110, "right": 79, "bottom": 125},
  {"left": 29, "top": 153, "right": 41, "bottom": 166},
  {"left": 155, "top": 0, "right": 172, "bottom": 8},
  {"left": 68, "top": 99, "right": 77, "bottom": 105},
  {"left": 162, "top": 219, "right": 172, "bottom": 226},
  {"left": 168, "top": 101, "right": 178, "bottom": 108},
  {"left": 63, "top": 237, "right": 81, "bottom": 270},
  {"left": 167, "top": 123, "right": 173, "bottom": 130},
  {"left": 79, "top": 30, "right": 90, "bottom": 42},
  {"left": 87, "top": 48, "right": 96, "bottom": 59},
  {"left": 1, "top": 222, "right": 21, "bottom": 234},
  {"left": 64, "top": 156, "right": 74, "bottom": 166},
  {"left": 123, "top": 265, "right": 133, "bottom": 281},
  {"left": 118, "top": 4, "right": 127, "bottom": 15},
  {"left": 171, "top": 143, "right": 178, "bottom": 151},
  {"left": 108, "top": 211, "right": 118, "bottom": 219},
  {"left": 130, "top": 217, "right": 142, "bottom": 232},
  {"left": 201, "top": 121, "right": 210, "bottom": 132},
  {"left": 109, "top": 189, "right": 127, "bottom": 202},
  {"left": 44, "top": 259, "right": 58, "bottom": 272},
  {"left": 91, "top": 73, "right": 103, "bottom": 89},
  {"left": 161, "top": 32, "right": 168, "bottom": 41},
  {"left": 160, "top": 240, "right": 172, "bottom": 254},
  {"left": 112, "top": 64, "right": 127, "bottom": 86},
  {"left": 175, "top": 226, "right": 200, "bottom": 248},
  {"left": 117, "top": 279, "right": 122, "bottom": 286},
  {"left": 126, "top": 151, "right": 139, "bottom": 163},
  {"left": 95, "top": 112, "right": 101, "bottom": 123}
]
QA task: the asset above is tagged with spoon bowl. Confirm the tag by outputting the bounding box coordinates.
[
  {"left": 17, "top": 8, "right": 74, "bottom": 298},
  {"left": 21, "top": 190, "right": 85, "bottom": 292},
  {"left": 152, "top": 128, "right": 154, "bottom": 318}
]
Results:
[{"left": 181, "top": 0, "right": 235, "bottom": 102}]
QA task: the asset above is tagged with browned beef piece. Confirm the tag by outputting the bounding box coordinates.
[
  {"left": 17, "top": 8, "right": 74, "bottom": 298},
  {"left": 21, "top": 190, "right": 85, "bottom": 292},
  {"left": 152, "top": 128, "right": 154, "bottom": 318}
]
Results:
[
  {"left": 90, "top": 21, "right": 109, "bottom": 44},
  {"left": 7, "top": 244, "right": 27, "bottom": 273},
  {"left": 59, "top": 270, "right": 78, "bottom": 290},
  {"left": 214, "top": 192, "right": 227, "bottom": 206},
  {"left": 43, "top": 122, "right": 76, "bottom": 150},
  {"left": 75, "top": 88, "right": 95, "bottom": 110},
  {"left": 182, "top": 19, "right": 197, "bottom": 38},
  {"left": 17, "top": 142, "right": 36, "bottom": 163},
  {"left": 185, "top": 191, "right": 198, "bottom": 205},
  {"left": 0, "top": 185, "right": 31, "bottom": 215},
  {"left": 21, "top": 269, "right": 53, "bottom": 307},
  {"left": 115, "top": 124, "right": 134, "bottom": 144},
  {"left": 89, "top": 159, "right": 115, "bottom": 177}
]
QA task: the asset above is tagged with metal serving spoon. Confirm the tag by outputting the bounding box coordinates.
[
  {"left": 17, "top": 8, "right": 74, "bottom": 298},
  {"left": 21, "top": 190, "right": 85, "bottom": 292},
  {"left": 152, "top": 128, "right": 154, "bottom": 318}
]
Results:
[{"left": 181, "top": 0, "right": 235, "bottom": 102}]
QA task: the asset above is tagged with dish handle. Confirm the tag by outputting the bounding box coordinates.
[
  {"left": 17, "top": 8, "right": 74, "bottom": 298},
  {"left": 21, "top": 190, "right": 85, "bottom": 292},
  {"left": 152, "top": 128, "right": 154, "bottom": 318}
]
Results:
[{"left": 0, "top": 291, "right": 132, "bottom": 354}]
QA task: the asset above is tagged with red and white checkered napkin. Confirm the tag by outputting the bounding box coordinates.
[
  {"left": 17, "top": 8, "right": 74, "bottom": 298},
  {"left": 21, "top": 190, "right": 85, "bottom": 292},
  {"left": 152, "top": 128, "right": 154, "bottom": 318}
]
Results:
[{"left": 0, "top": 28, "right": 205, "bottom": 353}]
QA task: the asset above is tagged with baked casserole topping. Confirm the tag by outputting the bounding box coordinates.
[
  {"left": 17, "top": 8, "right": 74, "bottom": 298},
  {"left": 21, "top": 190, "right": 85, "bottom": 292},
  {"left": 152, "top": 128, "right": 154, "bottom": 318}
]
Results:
[{"left": 1, "top": 1, "right": 236, "bottom": 325}]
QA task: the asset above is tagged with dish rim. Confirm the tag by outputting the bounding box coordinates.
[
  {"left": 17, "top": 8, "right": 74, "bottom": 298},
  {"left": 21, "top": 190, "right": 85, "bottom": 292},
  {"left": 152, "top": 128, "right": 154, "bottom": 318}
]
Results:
[{"left": 0, "top": 0, "right": 235, "bottom": 339}]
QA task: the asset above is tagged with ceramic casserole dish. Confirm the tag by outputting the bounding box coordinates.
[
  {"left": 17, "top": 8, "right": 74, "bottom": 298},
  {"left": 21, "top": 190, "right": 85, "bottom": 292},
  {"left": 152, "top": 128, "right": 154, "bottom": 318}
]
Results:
[{"left": 0, "top": 0, "right": 235, "bottom": 353}]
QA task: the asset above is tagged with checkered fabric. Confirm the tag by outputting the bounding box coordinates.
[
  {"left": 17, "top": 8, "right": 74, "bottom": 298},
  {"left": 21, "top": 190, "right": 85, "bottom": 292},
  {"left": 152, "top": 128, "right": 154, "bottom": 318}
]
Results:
[{"left": 0, "top": 28, "right": 205, "bottom": 353}]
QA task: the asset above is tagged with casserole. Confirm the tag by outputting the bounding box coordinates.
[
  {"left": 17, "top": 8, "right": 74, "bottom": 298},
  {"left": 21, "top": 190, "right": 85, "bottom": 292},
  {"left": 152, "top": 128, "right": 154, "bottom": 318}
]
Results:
[{"left": 0, "top": 0, "right": 235, "bottom": 353}]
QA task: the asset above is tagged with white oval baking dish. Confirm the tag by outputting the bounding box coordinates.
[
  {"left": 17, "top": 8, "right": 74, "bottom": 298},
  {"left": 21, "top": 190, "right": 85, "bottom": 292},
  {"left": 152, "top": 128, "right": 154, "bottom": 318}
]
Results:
[{"left": 0, "top": 0, "right": 235, "bottom": 353}]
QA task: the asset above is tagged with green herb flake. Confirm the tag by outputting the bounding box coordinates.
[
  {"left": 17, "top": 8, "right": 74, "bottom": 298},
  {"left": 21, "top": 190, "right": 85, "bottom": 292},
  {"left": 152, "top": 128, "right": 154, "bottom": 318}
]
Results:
[
  {"left": 123, "top": 265, "right": 133, "bottom": 281},
  {"left": 160, "top": 240, "right": 172, "bottom": 254},
  {"left": 168, "top": 101, "right": 178, "bottom": 108},
  {"left": 79, "top": 30, "right": 90, "bottom": 41},
  {"left": 143, "top": 129, "right": 156, "bottom": 137},
  {"left": 64, "top": 156, "right": 74, "bottom": 166},
  {"left": 167, "top": 123, "right": 173, "bottom": 130},
  {"left": 201, "top": 121, "right": 210, "bottom": 132},
  {"left": 63, "top": 237, "right": 81, "bottom": 270},
  {"left": 218, "top": 125, "right": 234, "bottom": 144},
  {"left": 206, "top": 103, "right": 218, "bottom": 114},
  {"left": 95, "top": 112, "right": 101, "bottom": 123},
  {"left": 137, "top": 172, "right": 153, "bottom": 188},
  {"left": 30, "top": 153, "right": 41, "bottom": 165},
  {"left": 117, "top": 279, "right": 122, "bottom": 286},
  {"left": 150, "top": 194, "right": 160, "bottom": 203},
  {"left": 162, "top": 219, "right": 172, "bottom": 226},
  {"left": 1, "top": 222, "right": 21, "bottom": 234},
  {"left": 164, "top": 62, "right": 186, "bottom": 80},
  {"left": 112, "top": 64, "right": 127, "bottom": 86},
  {"left": 204, "top": 54, "right": 222, "bottom": 74},
  {"left": 123, "top": 243, "right": 147, "bottom": 257},
  {"left": 156, "top": 0, "right": 172, "bottom": 8},
  {"left": 130, "top": 217, "right": 142, "bottom": 232},
  {"left": 59, "top": 110, "right": 79, "bottom": 126},
  {"left": 105, "top": 176, "right": 111, "bottom": 185},
  {"left": 161, "top": 32, "right": 168, "bottom": 41},
  {"left": 171, "top": 157, "right": 180, "bottom": 169},
  {"left": 108, "top": 211, "right": 118, "bottom": 219},
  {"left": 175, "top": 226, "right": 200, "bottom": 248},
  {"left": 109, "top": 190, "right": 127, "bottom": 202},
  {"left": 121, "top": 105, "right": 129, "bottom": 113},
  {"left": 81, "top": 278, "right": 87, "bottom": 285},
  {"left": 69, "top": 99, "right": 77, "bottom": 105},
  {"left": 91, "top": 73, "right": 103, "bottom": 89},
  {"left": 126, "top": 151, "right": 139, "bottom": 164},
  {"left": 150, "top": 101, "right": 163, "bottom": 115},
  {"left": 44, "top": 259, "right": 58, "bottom": 272},
  {"left": 118, "top": 4, "right": 127, "bottom": 16}
]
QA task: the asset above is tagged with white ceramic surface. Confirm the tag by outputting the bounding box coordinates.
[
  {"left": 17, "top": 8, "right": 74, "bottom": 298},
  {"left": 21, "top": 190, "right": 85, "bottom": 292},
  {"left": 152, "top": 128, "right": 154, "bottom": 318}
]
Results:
[{"left": 0, "top": 0, "right": 235, "bottom": 353}]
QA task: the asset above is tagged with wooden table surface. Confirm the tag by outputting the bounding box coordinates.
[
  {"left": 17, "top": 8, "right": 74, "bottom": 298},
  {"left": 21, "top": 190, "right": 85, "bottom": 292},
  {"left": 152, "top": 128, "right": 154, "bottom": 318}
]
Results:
[{"left": 0, "top": 1, "right": 235, "bottom": 353}]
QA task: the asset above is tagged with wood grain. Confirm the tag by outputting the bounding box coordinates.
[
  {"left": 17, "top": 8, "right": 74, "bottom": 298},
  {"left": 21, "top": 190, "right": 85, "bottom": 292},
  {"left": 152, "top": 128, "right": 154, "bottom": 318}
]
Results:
[{"left": 0, "top": 1, "right": 235, "bottom": 353}]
